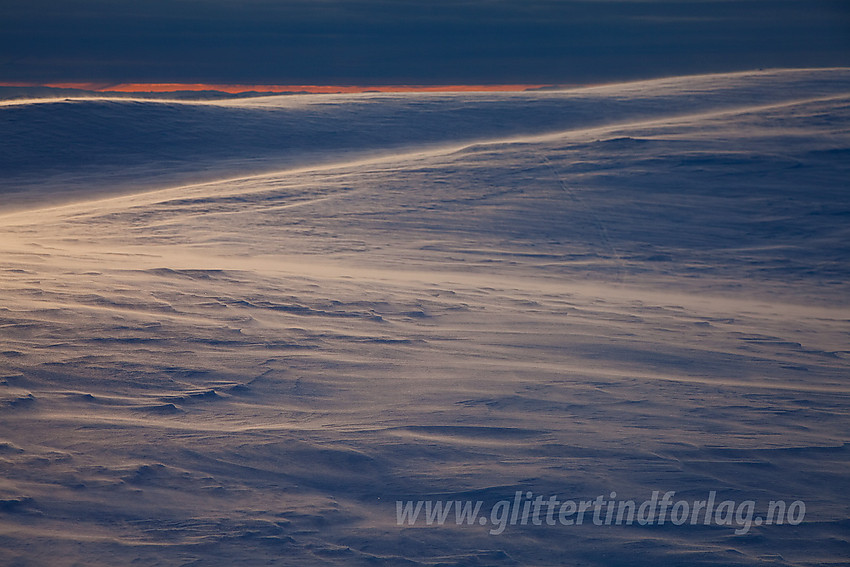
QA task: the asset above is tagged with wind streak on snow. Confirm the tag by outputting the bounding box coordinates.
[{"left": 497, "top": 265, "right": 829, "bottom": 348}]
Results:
[
  {"left": 4, "top": 67, "right": 850, "bottom": 214},
  {"left": 3, "top": 91, "right": 849, "bottom": 223}
]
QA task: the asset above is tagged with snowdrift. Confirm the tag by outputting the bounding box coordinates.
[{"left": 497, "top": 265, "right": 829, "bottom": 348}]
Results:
[{"left": 1, "top": 69, "right": 849, "bottom": 566}]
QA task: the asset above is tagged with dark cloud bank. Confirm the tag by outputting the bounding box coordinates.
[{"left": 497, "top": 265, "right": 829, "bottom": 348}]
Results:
[{"left": 1, "top": 0, "right": 849, "bottom": 85}]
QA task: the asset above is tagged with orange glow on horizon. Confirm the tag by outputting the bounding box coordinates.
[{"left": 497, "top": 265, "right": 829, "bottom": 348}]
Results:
[{"left": 3, "top": 82, "right": 552, "bottom": 94}]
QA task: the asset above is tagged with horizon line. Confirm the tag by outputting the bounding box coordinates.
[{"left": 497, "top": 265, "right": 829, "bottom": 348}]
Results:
[
  {"left": 1, "top": 82, "right": 556, "bottom": 94},
  {"left": 3, "top": 69, "right": 846, "bottom": 96}
]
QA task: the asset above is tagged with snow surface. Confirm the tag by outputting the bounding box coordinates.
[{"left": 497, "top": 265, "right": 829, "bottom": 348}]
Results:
[{"left": 1, "top": 69, "right": 849, "bottom": 565}]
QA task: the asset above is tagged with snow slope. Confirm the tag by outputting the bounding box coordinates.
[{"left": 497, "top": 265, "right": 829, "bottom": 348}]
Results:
[
  {"left": 3, "top": 68, "right": 850, "bottom": 211},
  {"left": 1, "top": 69, "right": 849, "bottom": 565}
]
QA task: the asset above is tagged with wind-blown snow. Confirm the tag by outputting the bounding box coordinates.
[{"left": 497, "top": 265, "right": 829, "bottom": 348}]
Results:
[
  {"left": 1, "top": 69, "right": 849, "bottom": 566},
  {"left": 3, "top": 68, "right": 850, "bottom": 211}
]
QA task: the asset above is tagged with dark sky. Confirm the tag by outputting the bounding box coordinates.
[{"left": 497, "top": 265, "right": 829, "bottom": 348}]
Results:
[{"left": 1, "top": 0, "right": 849, "bottom": 85}]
